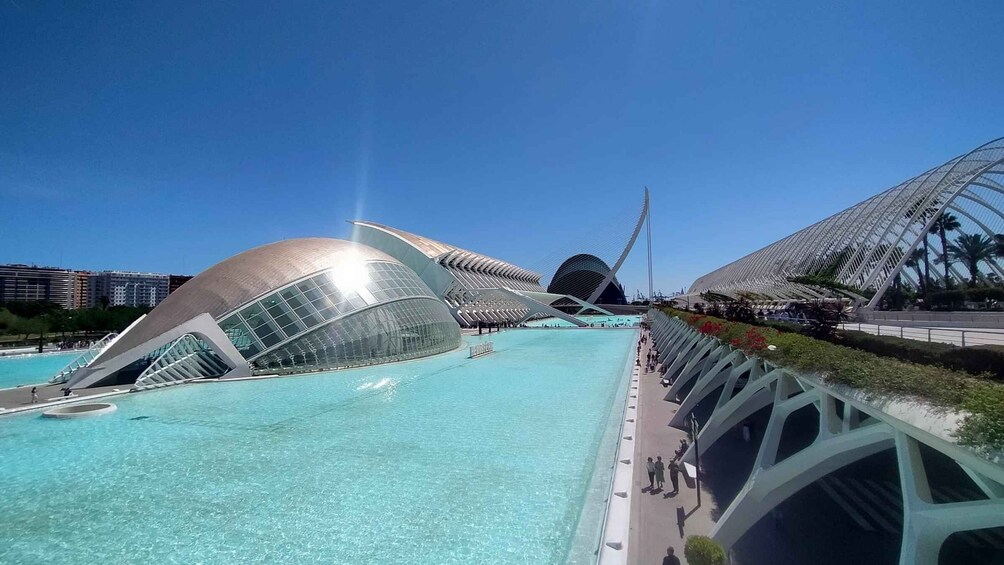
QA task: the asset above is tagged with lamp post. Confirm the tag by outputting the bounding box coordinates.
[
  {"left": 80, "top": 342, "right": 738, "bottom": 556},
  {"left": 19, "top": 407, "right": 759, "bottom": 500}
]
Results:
[{"left": 690, "top": 412, "right": 702, "bottom": 508}]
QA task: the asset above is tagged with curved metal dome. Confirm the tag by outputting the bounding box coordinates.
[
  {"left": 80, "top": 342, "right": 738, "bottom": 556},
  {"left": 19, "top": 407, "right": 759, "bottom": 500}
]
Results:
[
  {"left": 687, "top": 137, "right": 1004, "bottom": 307},
  {"left": 548, "top": 254, "right": 627, "bottom": 304},
  {"left": 98, "top": 238, "right": 400, "bottom": 361}
]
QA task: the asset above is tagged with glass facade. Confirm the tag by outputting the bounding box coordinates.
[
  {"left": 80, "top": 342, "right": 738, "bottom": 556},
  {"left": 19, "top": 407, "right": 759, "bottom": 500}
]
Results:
[
  {"left": 216, "top": 260, "right": 460, "bottom": 373},
  {"left": 252, "top": 298, "right": 459, "bottom": 373}
]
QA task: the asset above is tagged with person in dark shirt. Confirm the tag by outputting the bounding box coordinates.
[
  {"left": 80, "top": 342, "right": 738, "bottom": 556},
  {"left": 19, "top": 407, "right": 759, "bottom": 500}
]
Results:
[
  {"left": 662, "top": 546, "right": 681, "bottom": 565},
  {"left": 668, "top": 460, "right": 680, "bottom": 494}
]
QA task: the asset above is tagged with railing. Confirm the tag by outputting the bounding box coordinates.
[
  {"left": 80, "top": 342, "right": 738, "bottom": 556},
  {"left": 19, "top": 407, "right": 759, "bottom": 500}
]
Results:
[
  {"left": 839, "top": 323, "right": 1004, "bottom": 347},
  {"left": 468, "top": 341, "right": 494, "bottom": 358},
  {"left": 48, "top": 332, "right": 119, "bottom": 384}
]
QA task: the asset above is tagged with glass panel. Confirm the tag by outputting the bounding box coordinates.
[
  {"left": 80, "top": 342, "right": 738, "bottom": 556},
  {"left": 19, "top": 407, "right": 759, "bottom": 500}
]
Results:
[
  {"left": 273, "top": 313, "right": 296, "bottom": 328},
  {"left": 251, "top": 318, "right": 280, "bottom": 340},
  {"left": 259, "top": 331, "right": 282, "bottom": 348},
  {"left": 240, "top": 303, "right": 264, "bottom": 321},
  {"left": 280, "top": 289, "right": 305, "bottom": 309},
  {"left": 302, "top": 287, "right": 324, "bottom": 302},
  {"left": 250, "top": 298, "right": 459, "bottom": 374}
]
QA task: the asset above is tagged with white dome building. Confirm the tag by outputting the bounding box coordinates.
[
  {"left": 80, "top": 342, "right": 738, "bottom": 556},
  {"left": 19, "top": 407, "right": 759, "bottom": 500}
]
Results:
[{"left": 66, "top": 238, "right": 460, "bottom": 389}]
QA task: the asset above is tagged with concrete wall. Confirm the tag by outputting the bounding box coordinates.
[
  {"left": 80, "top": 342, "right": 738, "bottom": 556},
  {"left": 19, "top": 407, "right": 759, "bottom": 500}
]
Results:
[{"left": 860, "top": 310, "right": 1004, "bottom": 329}]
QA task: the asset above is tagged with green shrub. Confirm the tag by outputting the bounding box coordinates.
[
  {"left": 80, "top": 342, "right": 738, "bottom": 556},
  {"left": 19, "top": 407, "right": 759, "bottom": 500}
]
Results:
[
  {"left": 957, "top": 384, "right": 1004, "bottom": 451},
  {"left": 938, "top": 346, "right": 1004, "bottom": 381},
  {"left": 662, "top": 307, "right": 1004, "bottom": 453},
  {"left": 760, "top": 320, "right": 802, "bottom": 334},
  {"left": 837, "top": 331, "right": 951, "bottom": 367},
  {"left": 929, "top": 287, "right": 1004, "bottom": 309},
  {"left": 685, "top": 535, "right": 727, "bottom": 565},
  {"left": 836, "top": 331, "right": 1004, "bottom": 381}
]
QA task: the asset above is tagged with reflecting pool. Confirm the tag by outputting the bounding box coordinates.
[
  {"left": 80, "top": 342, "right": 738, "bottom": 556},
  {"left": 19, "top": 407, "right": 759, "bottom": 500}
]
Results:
[
  {"left": 0, "top": 352, "right": 78, "bottom": 390},
  {"left": 0, "top": 328, "right": 635, "bottom": 564}
]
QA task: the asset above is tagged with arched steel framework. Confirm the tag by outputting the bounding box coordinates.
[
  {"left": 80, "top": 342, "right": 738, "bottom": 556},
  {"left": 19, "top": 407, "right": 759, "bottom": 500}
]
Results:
[{"left": 686, "top": 138, "right": 1004, "bottom": 308}]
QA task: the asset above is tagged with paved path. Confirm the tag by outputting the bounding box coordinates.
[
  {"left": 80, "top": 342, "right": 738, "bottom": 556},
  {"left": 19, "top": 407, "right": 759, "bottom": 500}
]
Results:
[
  {"left": 0, "top": 383, "right": 128, "bottom": 415},
  {"left": 628, "top": 332, "right": 719, "bottom": 565},
  {"left": 839, "top": 322, "right": 1004, "bottom": 347}
]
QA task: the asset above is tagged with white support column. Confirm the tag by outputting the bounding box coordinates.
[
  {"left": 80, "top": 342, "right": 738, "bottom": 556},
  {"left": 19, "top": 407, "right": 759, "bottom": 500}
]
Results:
[
  {"left": 959, "top": 464, "right": 1004, "bottom": 499},
  {"left": 659, "top": 324, "right": 696, "bottom": 366},
  {"left": 670, "top": 349, "right": 744, "bottom": 427},
  {"left": 751, "top": 379, "right": 819, "bottom": 472},
  {"left": 661, "top": 334, "right": 708, "bottom": 383},
  {"left": 714, "top": 358, "right": 765, "bottom": 411},
  {"left": 711, "top": 422, "right": 895, "bottom": 549},
  {"left": 896, "top": 432, "right": 1004, "bottom": 565},
  {"left": 680, "top": 377, "right": 776, "bottom": 466},
  {"left": 665, "top": 340, "right": 723, "bottom": 400}
]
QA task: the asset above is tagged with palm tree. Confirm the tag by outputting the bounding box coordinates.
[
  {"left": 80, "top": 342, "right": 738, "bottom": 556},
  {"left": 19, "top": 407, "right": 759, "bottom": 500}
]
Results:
[
  {"left": 931, "top": 212, "right": 961, "bottom": 286},
  {"left": 905, "top": 200, "right": 938, "bottom": 298},
  {"left": 904, "top": 248, "right": 926, "bottom": 292},
  {"left": 946, "top": 233, "right": 997, "bottom": 287},
  {"left": 996, "top": 234, "right": 1004, "bottom": 257}
]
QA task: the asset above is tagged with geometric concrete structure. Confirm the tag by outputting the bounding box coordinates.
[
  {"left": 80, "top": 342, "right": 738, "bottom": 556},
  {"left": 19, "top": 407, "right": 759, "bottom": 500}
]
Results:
[
  {"left": 684, "top": 137, "right": 1004, "bottom": 309},
  {"left": 65, "top": 238, "right": 461, "bottom": 389},
  {"left": 648, "top": 309, "right": 1004, "bottom": 564},
  {"left": 351, "top": 221, "right": 607, "bottom": 327}
]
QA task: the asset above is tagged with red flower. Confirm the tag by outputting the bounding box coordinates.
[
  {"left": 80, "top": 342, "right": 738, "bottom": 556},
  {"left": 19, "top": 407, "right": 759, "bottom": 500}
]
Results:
[{"left": 698, "top": 321, "right": 723, "bottom": 336}]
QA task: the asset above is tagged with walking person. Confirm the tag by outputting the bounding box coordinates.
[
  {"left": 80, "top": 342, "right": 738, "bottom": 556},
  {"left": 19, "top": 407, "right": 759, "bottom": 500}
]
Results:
[
  {"left": 668, "top": 459, "right": 680, "bottom": 494},
  {"left": 646, "top": 457, "right": 656, "bottom": 490},
  {"left": 654, "top": 456, "right": 666, "bottom": 490},
  {"left": 31, "top": 386, "right": 38, "bottom": 404},
  {"left": 663, "top": 546, "right": 681, "bottom": 565}
]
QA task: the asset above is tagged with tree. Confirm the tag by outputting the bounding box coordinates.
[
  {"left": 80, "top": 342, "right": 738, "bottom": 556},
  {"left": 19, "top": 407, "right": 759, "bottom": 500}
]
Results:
[
  {"left": 724, "top": 299, "right": 756, "bottom": 323},
  {"left": 996, "top": 233, "right": 1004, "bottom": 257},
  {"left": 905, "top": 200, "right": 939, "bottom": 301},
  {"left": 684, "top": 536, "right": 727, "bottom": 565},
  {"left": 802, "top": 301, "right": 845, "bottom": 340},
  {"left": 2, "top": 300, "right": 62, "bottom": 318},
  {"left": 904, "top": 248, "right": 926, "bottom": 293},
  {"left": 947, "top": 233, "right": 997, "bottom": 287},
  {"left": 931, "top": 212, "right": 961, "bottom": 286}
]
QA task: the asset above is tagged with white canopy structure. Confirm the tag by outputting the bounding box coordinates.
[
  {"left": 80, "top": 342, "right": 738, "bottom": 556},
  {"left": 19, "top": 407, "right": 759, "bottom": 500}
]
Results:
[{"left": 685, "top": 138, "right": 1004, "bottom": 308}]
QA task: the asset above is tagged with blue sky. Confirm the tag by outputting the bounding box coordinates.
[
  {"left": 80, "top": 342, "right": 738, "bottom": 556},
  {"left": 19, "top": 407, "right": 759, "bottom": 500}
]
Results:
[{"left": 2, "top": 1, "right": 1002, "bottom": 296}]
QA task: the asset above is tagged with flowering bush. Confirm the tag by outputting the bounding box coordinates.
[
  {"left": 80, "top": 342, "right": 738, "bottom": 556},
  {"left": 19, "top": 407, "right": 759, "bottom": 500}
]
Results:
[
  {"left": 728, "top": 327, "right": 767, "bottom": 351},
  {"left": 697, "top": 321, "right": 724, "bottom": 336},
  {"left": 663, "top": 306, "right": 1004, "bottom": 453}
]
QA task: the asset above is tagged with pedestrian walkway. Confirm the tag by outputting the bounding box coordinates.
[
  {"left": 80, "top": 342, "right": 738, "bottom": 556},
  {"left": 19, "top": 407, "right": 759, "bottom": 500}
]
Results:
[
  {"left": 628, "top": 332, "right": 719, "bottom": 565},
  {"left": 0, "top": 383, "right": 128, "bottom": 415}
]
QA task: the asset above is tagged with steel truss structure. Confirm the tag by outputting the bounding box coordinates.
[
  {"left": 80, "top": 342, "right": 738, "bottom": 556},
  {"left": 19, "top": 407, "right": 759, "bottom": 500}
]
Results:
[
  {"left": 686, "top": 138, "right": 1004, "bottom": 307},
  {"left": 647, "top": 310, "right": 1004, "bottom": 564}
]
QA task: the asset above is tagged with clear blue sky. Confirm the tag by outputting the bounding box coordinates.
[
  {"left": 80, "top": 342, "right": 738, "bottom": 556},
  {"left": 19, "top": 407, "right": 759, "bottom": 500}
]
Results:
[{"left": 2, "top": 1, "right": 1002, "bottom": 296}]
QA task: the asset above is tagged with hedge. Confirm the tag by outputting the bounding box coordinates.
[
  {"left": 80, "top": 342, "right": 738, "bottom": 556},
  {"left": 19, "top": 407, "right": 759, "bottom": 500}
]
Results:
[
  {"left": 929, "top": 287, "right": 1004, "bottom": 309},
  {"left": 663, "top": 308, "right": 1004, "bottom": 454},
  {"left": 837, "top": 331, "right": 1004, "bottom": 381}
]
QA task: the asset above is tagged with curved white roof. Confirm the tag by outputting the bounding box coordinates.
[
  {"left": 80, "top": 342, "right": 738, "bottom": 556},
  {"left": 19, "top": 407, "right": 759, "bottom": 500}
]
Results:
[
  {"left": 687, "top": 137, "right": 1004, "bottom": 306},
  {"left": 97, "top": 238, "right": 399, "bottom": 361},
  {"left": 351, "top": 220, "right": 542, "bottom": 282}
]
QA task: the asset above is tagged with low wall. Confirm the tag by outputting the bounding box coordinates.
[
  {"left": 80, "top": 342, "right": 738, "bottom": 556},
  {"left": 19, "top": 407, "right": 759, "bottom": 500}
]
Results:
[{"left": 859, "top": 310, "right": 1004, "bottom": 329}]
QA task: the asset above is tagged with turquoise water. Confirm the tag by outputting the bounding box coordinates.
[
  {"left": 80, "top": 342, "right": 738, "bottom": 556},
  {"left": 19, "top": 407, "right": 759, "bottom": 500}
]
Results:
[
  {"left": 527, "top": 315, "right": 641, "bottom": 328},
  {"left": 0, "top": 352, "right": 78, "bottom": 390},
  {"left": 0, "top": 328, "right": 635, "bottom": 564}
]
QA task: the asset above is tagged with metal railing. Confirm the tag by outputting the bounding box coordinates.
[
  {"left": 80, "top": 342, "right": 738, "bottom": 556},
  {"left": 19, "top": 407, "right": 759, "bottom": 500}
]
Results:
[
  {"left": 468, "top": 341, "right": 494, "bottom": 358},
  {"left": 48, "top": 332, "right": 118, "bottom": 384},
  {"left": 838, "top": 323, "right": 1004, "bottom": 347}
]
